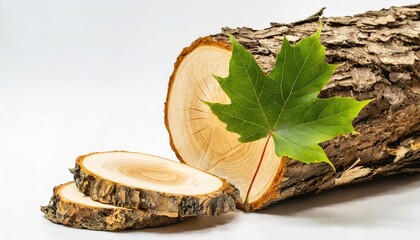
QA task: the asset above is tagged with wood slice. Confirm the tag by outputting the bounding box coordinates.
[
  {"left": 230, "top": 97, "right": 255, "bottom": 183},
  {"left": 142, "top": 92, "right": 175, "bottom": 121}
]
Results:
[
  {"left": 41, "top": 182, "right": 181, "bottom": 231},
  {"left": 71, "top": 151, "right": 238, "bottom": 217},
  {"left": 165, "top": 5, "right": 420, "bottom": 211}
]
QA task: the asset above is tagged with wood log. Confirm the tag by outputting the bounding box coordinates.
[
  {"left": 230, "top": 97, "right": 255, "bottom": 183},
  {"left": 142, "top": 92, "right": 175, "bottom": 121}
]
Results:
[
  {"left": 165, "top": 5, "right": 420, "bottom": 211},
  {"left": 71, "top": 151, "right": 238, "bottom": 217},
  {"left": 41, "top": 182, "right": 181, "bottom": 231}
]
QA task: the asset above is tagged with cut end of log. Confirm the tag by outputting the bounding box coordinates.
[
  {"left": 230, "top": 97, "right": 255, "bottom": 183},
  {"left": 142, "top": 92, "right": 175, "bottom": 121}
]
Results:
[
  {"left": 165, "top": 38, "right": 284, "bottom": 210},
  {"left": 72, "top": 151, "right": 238, "bottom": 217},
  {"left": 41, "top": 182, "right": 182, "bottom": 231}
]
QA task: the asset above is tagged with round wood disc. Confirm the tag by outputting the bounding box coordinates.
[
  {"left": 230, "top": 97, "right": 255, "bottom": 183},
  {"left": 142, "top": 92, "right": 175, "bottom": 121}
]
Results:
[
  {"left": 41, "top": 182, "right": 181, "bottom": 231},
  {"left": 72, "top": 151, "right": 238, "bottom": 217}
]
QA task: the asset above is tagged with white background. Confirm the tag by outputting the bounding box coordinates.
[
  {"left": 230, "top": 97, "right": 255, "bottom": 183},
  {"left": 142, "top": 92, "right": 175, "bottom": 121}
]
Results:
[{"left": 1, "top": 0, "right": 419, "bottom": 239}]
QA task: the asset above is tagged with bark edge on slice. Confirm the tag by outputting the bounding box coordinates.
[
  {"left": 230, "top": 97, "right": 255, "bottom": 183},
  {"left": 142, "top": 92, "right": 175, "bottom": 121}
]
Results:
[{"left": 41, "top": 182, "right": 182, "bottom": 231}]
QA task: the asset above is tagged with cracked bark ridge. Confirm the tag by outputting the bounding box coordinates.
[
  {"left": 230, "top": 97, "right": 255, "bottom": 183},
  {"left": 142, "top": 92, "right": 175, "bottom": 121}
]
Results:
[
  {"left": 166, "top": 4, "right": 420, "bottom": 211},
  {"left": 71, "top": 151, "right": 238, "bottom": 217},
  {"left": 41, "top": 182, "right": 181, "bottom": 231}
]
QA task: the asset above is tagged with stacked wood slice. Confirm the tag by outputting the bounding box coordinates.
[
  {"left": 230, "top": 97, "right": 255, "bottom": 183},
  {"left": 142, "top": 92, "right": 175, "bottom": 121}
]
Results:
[{"left": 41, "top": 151, "right": 238, "bottom": 231}]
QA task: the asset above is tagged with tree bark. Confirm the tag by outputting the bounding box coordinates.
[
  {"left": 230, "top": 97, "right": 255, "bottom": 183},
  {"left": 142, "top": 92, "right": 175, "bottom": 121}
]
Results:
[
  {"left": 165, "top": 4, "right": 420, "bottom": 211},
  {"left": 41, "top": 182, "right": 182, "bottom": 231}
]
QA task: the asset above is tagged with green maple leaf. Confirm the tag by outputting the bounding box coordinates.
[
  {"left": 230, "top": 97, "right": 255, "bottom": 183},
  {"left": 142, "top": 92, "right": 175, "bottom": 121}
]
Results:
[{"left": 206, "top": 25, "right": 371, "bottom": 170}]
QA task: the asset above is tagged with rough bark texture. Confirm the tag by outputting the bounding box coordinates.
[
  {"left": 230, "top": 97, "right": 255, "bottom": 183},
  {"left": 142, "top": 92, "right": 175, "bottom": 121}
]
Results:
[
  {"left": 167, "top": 5, "right": 420, "bottom": 210},
  {"left": 41, "top": 182, "right": 182, "bottom": 231},
  {"left": 71, "top": 153, "right": 239, "bottom": 217}
]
